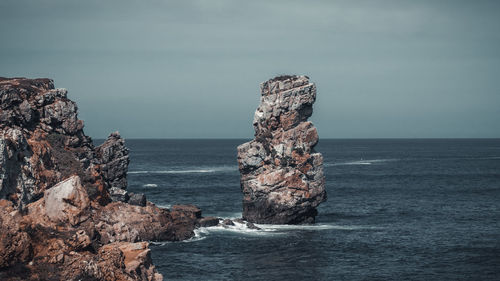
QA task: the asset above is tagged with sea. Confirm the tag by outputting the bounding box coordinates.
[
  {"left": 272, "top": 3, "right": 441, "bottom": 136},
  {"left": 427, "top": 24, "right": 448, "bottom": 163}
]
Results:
[{"left": 121, "top": 139, "right": 499, "bottom": 281}]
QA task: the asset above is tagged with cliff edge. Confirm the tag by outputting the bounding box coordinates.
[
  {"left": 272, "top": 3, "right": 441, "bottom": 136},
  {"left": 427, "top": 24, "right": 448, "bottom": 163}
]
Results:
[{"left": 0, "top": 77, "right": 205, "bottom": 280}]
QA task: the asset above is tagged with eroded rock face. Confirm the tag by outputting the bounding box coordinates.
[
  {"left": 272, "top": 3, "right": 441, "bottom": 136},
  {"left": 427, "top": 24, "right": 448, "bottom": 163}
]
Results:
[
  {"left": 0, "top": 180, "right": 163, "bottom": 281},
  {"left": 0, "top": 77, "right": 204, "bottom": 280},
  {"left": 237, "top": 75, "right": 326, "bottom": 224},
  {"left": 95, "top": 131, "right": 130, "bottom": 190},
  {"left": 0, "top": 77, "right": 107, "bottom": 208},
  {"left": 95, "top": 202, "right": 199, "bottom": 243}
]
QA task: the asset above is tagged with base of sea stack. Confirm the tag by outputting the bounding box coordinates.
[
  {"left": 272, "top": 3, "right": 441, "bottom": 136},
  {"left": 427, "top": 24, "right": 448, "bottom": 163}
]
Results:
[{"left": 242, "top": 200, "right": 319, "bottom": 224}]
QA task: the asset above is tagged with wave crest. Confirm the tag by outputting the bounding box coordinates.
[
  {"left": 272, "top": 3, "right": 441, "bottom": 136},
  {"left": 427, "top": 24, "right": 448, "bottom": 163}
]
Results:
[
  {"left": 128, "top": 166, "right": 238, "bottom": 175},
  {"left": 325, "top": 158, "right": 398, "bottom": 166}
]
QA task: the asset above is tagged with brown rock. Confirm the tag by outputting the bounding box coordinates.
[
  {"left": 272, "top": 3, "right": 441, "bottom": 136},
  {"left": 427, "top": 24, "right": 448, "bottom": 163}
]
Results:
[
  {"left": 237, "top": 75, "right": 326, "bottom": 224},
  {"left": 171, "top": 204, "right": 202, "bottom": 219},
  {"left": 0, "top": 77, "right": 110, "bottom": 207},
  {"left": 0, "top": 77, "right": 202, "bottom": 280},
  {"left": 168, "top": 204, "right": 202, "bottom": 240},
  {"left": 95, "top": 202, "right": 197, "bottom": 242},
  {"left": 0, "top": 200, "right": 33, "bottom": 268}
]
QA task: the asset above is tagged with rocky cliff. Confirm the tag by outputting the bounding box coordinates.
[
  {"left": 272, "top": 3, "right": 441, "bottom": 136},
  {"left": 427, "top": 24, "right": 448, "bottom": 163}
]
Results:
[
  {"left": 0, "top": 77, "right": 205, "bottom": 280},
  {"left": 237, "top": 75, "right": 326, "bottom": 224},
  {"left": 0, "top": 77, "right": 119, "bottom": 208}
]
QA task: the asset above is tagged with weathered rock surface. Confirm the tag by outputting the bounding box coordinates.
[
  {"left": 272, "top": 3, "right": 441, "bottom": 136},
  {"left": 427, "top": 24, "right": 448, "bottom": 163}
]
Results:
[
  {"left": 0, "top": 77, "right": 107, "bottom": 208},
  {"left": 109, "top": 186, "right": 130, "bottom": 203},
  {"left": 237, "top": 75, "right": 326, "bottom": 224},
  {"left": 0, "top": 77, "right": 203, "bottom": 280},
  {"left": 96, "top": 201, "right": 200, "bottom": 243},
  {"left": 128, "top": 192, "right": 147, "bottom": 206},
  {"left": 43, "top": 175, "right": 90, "bottom": 226},
  {"left": 95, "top": 131, "right": 129, "bottom": 190},
  {"left": 0, "top": 174, "right": 167, "bottom": 280}
]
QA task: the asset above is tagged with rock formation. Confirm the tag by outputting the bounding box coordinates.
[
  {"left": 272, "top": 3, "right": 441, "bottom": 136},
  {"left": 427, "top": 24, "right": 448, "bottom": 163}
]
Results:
[
  {"left": 95, "top": 131, "right": 130, "bottom": 190},
  {"left": 0, "top": 77, "right": 110, "bottom": 208},
  {"left": 0, "top": 77, "right": 208, "bottom": 280},
  {"left": 237, "top": 75, "right": 326, "bottom": 224}
]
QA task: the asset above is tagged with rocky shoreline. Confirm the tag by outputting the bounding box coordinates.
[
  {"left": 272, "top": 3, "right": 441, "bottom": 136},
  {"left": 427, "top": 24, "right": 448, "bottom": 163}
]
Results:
[
  {"left": 0, "top": 77, "right": 213, "bottom": 280},
  {"left": 0, "top": 75, "right": 326, "bottom": 280}
]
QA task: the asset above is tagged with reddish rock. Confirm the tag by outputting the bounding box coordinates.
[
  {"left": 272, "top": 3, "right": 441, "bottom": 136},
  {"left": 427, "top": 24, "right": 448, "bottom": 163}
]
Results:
[
  {"left": 0, "top": 175, "right": 165, "bottom": 280},
  {"left": 95, "top": 202, "right": 197, "bottom": 242},
  {"left": 0, "top": 200, "right": 33, "bottom": 268},
  {"left": 0, "top": 77, "right": 201, "bottom": 280},
  {"left": 0, "top": 77, "right": 108, "bottom": 208},
  {"left": 118, "top": 242, "right": 162, "bottom": 280},
  {"left": 171, "top": 204, "right": 202, "bottom": 219},
  {"left": 168, "top": 204, "right": 202, "bottom": 240},
  {"left": 238, "top": 75, "right": 327, "bottom": 224}
]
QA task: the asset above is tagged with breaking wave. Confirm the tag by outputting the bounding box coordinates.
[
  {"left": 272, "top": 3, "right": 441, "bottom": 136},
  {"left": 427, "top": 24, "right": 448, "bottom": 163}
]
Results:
[{"left": 184, "top": 220, "right": 383, "bottom": 242}]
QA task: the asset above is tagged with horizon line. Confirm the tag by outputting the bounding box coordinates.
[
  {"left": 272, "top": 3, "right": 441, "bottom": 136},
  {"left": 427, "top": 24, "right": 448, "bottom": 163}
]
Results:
[{"left": 92, "top": 137, "right": 500, "bottom": 140}]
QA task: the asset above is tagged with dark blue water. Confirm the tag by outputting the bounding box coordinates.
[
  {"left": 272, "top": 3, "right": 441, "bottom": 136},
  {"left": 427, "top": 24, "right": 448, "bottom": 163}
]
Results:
[{"left": 124, "top": 139, "right": 500, "bottom": 281}]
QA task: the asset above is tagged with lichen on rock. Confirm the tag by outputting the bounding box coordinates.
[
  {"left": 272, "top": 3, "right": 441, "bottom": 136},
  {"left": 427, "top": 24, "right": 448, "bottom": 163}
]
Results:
[{"left": 237, "top": 75, "right": 327, "bottom": 224}]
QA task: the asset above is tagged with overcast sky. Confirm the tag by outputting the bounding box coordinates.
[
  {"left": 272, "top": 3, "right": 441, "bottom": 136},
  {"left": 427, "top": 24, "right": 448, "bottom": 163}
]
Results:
[{"left": 1, "top": 0, "right": 499, "bottom": 138}]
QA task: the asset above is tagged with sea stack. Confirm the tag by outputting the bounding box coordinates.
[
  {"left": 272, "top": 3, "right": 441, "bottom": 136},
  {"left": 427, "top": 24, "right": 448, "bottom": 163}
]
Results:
[{"left": 237, "top": 75, "right": 326, "bottom": 224}]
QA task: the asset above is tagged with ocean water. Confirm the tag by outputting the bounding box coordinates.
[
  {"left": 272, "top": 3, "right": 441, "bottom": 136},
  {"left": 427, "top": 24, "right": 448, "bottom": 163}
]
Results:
[{"left": 123, "top": 139, "right": 500, "bottom": 281}]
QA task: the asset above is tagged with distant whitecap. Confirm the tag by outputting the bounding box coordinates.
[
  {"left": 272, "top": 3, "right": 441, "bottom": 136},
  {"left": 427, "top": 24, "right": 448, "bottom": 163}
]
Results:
[
  {"left": 325, "top": 158, "right": 399, "bottom": 166},
  {"left": 128, "top": 166, "right": 238, "bottom": 175}
]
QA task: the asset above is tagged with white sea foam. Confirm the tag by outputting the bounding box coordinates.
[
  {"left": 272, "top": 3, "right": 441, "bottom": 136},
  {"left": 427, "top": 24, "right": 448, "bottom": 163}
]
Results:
[
  {"left": 143, "top": 183, "right": 158, "bottom": 187},
  {"left": 182, "top": 229, "right": 208, "bottom": 243},
  {"left": 187, "top": 220, "right": 383, "bottom": 242},
  {"left": 128, "top": 166, "right": 238, "bottom": 175},
  {"left": 325, "top": 158, "right": 398, "bottom": 167},
  {"left": 129, "top": 169, "right": 216, "bottom": 174},
  {"left": 149, "top": 241, "right": 169, "bottom": 246},
  {"left": 151, "top": 219, "right": 382, "bottom": 245},
  {"left": 197, "top": 221, "right": 274, "bottom": 236},
  {"left": 255, "top": 223, "right": 382, "bottom": 231}
]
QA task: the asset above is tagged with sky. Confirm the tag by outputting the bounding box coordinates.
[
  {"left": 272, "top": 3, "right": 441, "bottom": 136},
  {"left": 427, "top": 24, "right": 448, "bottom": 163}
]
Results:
[{"left": 1, "top": 0, "right": 499, "bottom": 138}]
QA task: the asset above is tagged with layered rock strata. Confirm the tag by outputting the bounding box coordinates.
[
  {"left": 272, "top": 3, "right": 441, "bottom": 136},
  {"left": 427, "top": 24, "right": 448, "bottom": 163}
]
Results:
[
  {"left": 237, "top": 75, "right": 326, "bottom": 224},
  {"left": 0, "top": 77, "right": 206, "bottom": 280}
]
